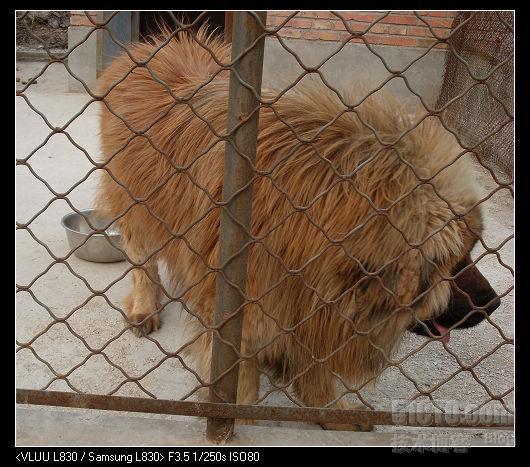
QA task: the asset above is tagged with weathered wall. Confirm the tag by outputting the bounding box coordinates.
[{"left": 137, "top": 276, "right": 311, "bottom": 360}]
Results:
[
  {"left": 33, "top": 11, "right": 451, "bottom": 98},
  {"left": 262, "top": 37, "right": 447, "bottom": 109},
  {"left": 16, "top": 11, "right": 70, "bottom": 50}
]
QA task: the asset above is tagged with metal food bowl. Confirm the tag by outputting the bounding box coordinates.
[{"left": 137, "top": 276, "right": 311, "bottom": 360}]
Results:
[{"left": 61, "top": 209, "right": 125, "bottom": 263}]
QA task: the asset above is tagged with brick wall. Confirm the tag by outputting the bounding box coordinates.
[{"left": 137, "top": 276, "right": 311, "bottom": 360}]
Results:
[
  {"left": 266, "top": 11, "right": 456, "bottom": 47},
  {"left": 69, "top": 11, "right": 97, "bottom": 27},
  {"left": 68, "top": 11, "right": 456, "bottom": 47}
]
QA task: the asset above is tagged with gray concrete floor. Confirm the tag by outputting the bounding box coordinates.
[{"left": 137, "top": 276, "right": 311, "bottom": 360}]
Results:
[
  {"left": 16, "top": 61, "right": 514, "bottom": 445},
  {"left": 16, "top": 405, "right": 514, "bottom": 446}
]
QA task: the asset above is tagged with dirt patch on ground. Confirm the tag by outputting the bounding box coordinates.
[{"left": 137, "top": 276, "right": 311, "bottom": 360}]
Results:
[{"left": 16, "top": 11, "right": 69, "bottom": 50}]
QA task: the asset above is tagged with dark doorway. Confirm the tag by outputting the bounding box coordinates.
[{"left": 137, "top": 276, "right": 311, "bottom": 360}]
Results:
[{"left": 139, "top": 11, "right": 227, "bottom": 41}]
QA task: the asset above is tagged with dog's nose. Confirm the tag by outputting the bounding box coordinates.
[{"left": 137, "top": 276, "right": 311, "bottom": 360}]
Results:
[
  {"left": 459, "top": 292, "right": 501, "bottom": 328},
  {"left": 484, "top": 293, "right": 501, "bottom": 315}
]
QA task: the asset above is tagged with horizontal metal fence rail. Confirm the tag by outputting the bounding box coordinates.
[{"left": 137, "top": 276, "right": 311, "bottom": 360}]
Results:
[{"left": 17, "top": 389, "right": 514, "bottom": 428}]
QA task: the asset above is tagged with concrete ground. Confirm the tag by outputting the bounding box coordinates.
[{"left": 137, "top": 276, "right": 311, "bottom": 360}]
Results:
[
  {"left": 15, "top": 60, "right": 514, "bottom": 445},
  {"left": 16, "top": 405, "right": 514, "bottom": 446}
]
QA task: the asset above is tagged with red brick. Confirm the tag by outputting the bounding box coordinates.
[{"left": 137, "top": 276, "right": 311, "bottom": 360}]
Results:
[
  {"left": 376, "top": 34, "right": 419, "bottom": 47},
  {"left": 288, "top": 18, "right": 312, "bottom": 28},
  {"left": 70, "top": 16, "right": 95, "bottom": 26},
  {"left": 370, "top": 23, "right": 407, "bottom": 35},
  {"left": 278, "top": 27, "right": 302, "bottom": 39},
  {"left": 70, "top": 11, "right": 96, "bottom": 17},
  {"left": 338, "top": 30, "right": 356, "bottom": 41},
  {"left": 368, "top": 23, "right": 388, "bottom": 34},
  {"left": 389, "top": 24, "right": 409, "bottom": 35},
  {"left": 266, "top": 10, "right": 456, "bottom": 47},
  {"left": 331, "top": 19, "right": 347, "bottom": 31},
  {"left": 268, "top": 10, "right": 292, "bottom": 17},
  {"left": 362, "top": 33, "right": 381, "bottom": 45},
  {"left": 267, "top": 16, "right": 285, "bottom": 27},
  {"left": 301, "top": 28, "right": 352, "bottom": 42},
  {"left": 336, "top": 20, "right": 367, "bottom": 33},
  {"left": 381, "top": 14, "right": 419, "bottom": 25},
  {"left": 301, "top": 30, "right": 321, "bottom": 40},
  {"left": 423, "top": 17, "right": 454, "bottom": 28},
  {"left": 299, "top": 11, "right": 333, "bottom": 19},
  {"left": 433, "top": 27, "right": 451, "bottom": 38},
  {"left": 317, "top": 30, "right": 344, "bottom": 41},
  {"left": 312, "top": 20, "right": 333, "bottom": 30},
  {"left": 70, "top": 11, "right": 97, "bottom": 26},
  {"left": 391, "top": 11, "right": 416, "bottom": 15},
  {"left": 337, "top": 11, "right": 381, "bottom": 22},
  {"left": 415, "top": 37, "right": 437, "bottom": 47},
  {"left": 427, "top": 11, "right": 447, "bottom": 17},
  {"left": 301, "top": 29, "right": 347, "bottom": 41},
  {"left": 406, "top": 25, "right": 435, "bottom": 37}
]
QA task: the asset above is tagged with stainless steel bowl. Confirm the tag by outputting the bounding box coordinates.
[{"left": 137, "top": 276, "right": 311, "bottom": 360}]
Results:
[{"left": 61, "top": 209, "right": 125, "bottom": 263}]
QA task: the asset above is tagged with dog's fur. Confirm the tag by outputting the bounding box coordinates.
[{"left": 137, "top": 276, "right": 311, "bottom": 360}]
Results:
[{"left": 95, "top": 28, "right": 498, "bottom": 423}]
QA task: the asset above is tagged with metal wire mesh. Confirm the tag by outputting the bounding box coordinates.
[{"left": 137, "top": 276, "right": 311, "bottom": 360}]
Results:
[
  {"left": 437, "top": 11, "right": 514, "bottom": 180},
  {"left": 16, "top": 10, "right": 514, "bottom": 441}
]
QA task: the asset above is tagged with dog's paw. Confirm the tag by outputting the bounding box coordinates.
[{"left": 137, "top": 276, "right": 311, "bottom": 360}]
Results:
[
  {"left": 123, "top": 295, "right": 161, "bottom": 337},
  {"left": 128, "top": 312, "right": 161, "bottom": 337}
]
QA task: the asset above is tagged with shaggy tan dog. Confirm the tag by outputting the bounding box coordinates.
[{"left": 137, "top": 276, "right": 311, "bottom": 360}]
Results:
[{"left": 95, "top": 28, "right": 499, "bottom": 427}]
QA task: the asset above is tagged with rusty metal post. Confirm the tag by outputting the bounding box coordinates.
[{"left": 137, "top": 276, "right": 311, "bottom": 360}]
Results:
[{"left": 206, "top": 11, "right": 267, "bottom": 443}]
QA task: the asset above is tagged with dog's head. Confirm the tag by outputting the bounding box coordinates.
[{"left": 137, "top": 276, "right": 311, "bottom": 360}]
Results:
[
  {"left": 395, "top": 130, "right": 501, "bottom": 342},
  {"left": 345, "top": 199, "right": 500, "bottom": 351},
  {"left": 405, "top": 141, "right": 500, "bottom": 343},
  {"left": 345, "top": 116, "right": 501, "bottom": 346}
]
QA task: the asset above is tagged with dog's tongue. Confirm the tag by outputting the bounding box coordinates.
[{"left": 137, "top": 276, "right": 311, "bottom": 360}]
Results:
[{"left": 433, "top": 320, "right": 450, "bottom": 344}]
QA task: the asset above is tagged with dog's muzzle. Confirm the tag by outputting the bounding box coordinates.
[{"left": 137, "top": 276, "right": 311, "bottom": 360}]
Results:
[{"left": 409, "top": 255, "right": 501, "bottom": 342}]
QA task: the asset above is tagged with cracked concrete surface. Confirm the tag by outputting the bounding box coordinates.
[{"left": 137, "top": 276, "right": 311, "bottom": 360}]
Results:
[{"left": 16, "top": 60, "right": 514, "bottom": 444}]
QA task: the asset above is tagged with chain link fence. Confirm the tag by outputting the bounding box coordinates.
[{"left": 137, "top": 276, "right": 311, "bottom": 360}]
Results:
[
  {"left": 437, "top": 11, "right": 514, "bottom": 180},
  {"left": 16, "top": 10, "right": 514, "bottom": 443}
]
